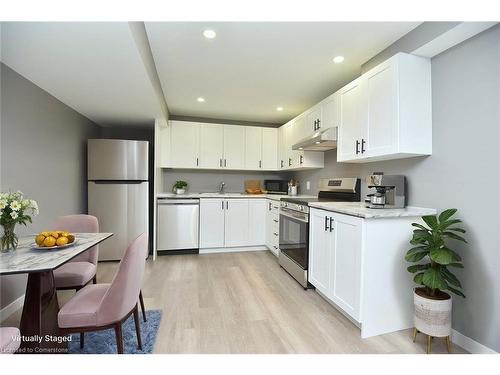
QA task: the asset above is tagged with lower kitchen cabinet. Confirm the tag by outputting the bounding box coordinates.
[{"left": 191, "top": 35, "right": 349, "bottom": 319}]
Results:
[
  {"left": 309, "top": 207, "right": 416, "bottom": 338},
  {"left": 199, "top": 198, "right": 267, "bottom": 251},
  {"left": 265, "top": 199, "right": 280, "bottom": 256}
]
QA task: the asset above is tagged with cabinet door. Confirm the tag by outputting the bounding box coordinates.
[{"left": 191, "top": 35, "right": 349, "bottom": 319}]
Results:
[
  {"left": 223, "top": 126, "right": 246, "bottom": 169},
  {"left": 224, "top": 199, "right": 249, "bottom": 247},
  {"left": 330, "top": 213, "right": 363, "bottom": 321},
  {"left": 199, "top": 123, "right": 224, "bottom": 169},
  {"left": 199, "top": 199, "right": 225, "bottom": 248},
  {"left": 306, "top": 105, "right": 322, "bottom": 134},
  {"left": 278, "top": 125, "right": 287, "bottom": 169},
  {"left": 170, "top": 121, "right": 200, "bottom": 168},
  {"left": 265, "top": 200, "right": 274, "bottom": 249},
  {"left": 308, "top": 209, "right": 332, "bottom": 295},
  {"left": 245, "top": 127, "right": 262, "bottom": 169},
  {"left": 261, "top": 128, "right": 278, "bottom": 170},
  {"left": 337, "top": 77, "right": 367, "bottom": 162},
  {"left": 321, "top": 93, "right": 338, "bottom": 131},
  {"left": 248, "top": 199, "right": 266, "bottom": 246},
  {"left": 365, "top": 61, "right": 398, "bottom": 158}
]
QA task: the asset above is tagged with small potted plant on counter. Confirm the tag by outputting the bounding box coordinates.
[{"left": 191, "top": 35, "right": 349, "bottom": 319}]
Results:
[
  {"left": 173, "top": 180, "right": 188, "bottom": 195},
  {"left": 405, "top": 208, "right": 466, "bottom": 354}
]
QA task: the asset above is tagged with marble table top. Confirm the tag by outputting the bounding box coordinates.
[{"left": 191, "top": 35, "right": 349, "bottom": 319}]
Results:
[
  {"left": 308, "top": 201, "right": 436, "bottom": 219},
  {"left": 0, "top": 233, "right": 113, "bottom": 275}
]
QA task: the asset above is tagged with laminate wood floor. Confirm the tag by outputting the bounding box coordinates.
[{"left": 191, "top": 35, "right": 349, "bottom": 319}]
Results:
[{"left": 5, "top": 250, "right": 467, "bottom": 354}]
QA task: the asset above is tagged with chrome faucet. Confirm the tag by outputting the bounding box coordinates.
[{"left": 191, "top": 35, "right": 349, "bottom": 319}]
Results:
[{"left": 219, "top": 181, "right": 226, "bottom": 194}]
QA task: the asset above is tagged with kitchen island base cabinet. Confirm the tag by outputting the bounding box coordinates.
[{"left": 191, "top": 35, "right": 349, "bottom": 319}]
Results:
[
  {"left": 309, "top": 208, "right": 415, "bottom": 338},
  {"left": 199, "top": 198, "right": 267, "bottom": 252}
]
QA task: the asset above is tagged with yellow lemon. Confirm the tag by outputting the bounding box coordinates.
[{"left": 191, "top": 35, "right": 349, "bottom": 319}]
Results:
[
  {"left": 41, "top": 231, "right": 50, "bottom": 237},
  {"left": 56, "top": 237, "right": 69, "bottom": 246},
  {"left": 35, "top": 235, "right": 45, "bottom": 246},
  {"left": 43, "top": 236, "right": 56, "bottom": 247},
  {"left": 50, "top": 231, "right": 59, "bottom": 239},
  {"left": 61, "top": 231, "right": 70, "bottom": 237}
]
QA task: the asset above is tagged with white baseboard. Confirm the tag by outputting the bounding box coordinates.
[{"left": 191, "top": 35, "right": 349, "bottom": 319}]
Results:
[
  {"left": 199, "top": 246, "right": 268, "bottom": 254},
  {"left": 451, "top": 329, "right": 498, "bottom": 354},
  {"left": 0, "top": 294, "right": 24, "bottom": 323}
]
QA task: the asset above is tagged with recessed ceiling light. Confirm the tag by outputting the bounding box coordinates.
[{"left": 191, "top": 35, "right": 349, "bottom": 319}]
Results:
[
  {"left": 298, "top": 147, "right": 304, "bottom": 150},
  {"left": 333, "top": 56, "right": 345, "bottom": 64},
  {"left": 197, "top": 97, "right": 205, "bottom": 103},
  {"left": 276, "top": 106, "right": 284, "bottom": 112},
  {"left": 203, "top": 29, "right": 216, "bottom": 39}
]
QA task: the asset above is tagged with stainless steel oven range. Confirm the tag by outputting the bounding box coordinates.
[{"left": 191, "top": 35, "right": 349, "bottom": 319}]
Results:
[{"left": 278, "top": 177, "right": 361, "bottom": 288}]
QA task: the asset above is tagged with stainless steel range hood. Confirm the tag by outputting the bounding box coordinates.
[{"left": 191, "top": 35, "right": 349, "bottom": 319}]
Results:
[{"left": 292, "top": 127, "right": 337, "bottom": 151}]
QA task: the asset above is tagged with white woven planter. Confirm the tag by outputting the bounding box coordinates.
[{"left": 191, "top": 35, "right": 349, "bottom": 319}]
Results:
[
  {"left": 175, "top": 188, "right": 186, "bottom": 195},
  {"left": 414, "top": 288, "right": 452, "bottom": 337}
]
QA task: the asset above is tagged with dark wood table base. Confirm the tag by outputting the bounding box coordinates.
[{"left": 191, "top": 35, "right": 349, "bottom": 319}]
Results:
[{"left": 17, "top": 271, "right": 69, "bottom": 354}]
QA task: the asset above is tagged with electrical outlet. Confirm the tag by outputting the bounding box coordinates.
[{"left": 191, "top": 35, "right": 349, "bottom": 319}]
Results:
[{"left": 306, "top": 181, "right": 310, "bottom": 190}]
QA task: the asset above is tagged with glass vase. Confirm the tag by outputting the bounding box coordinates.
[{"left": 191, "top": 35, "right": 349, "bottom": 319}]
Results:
[{"left": 1, "top": 223, "right": 18, "bottom": 252}]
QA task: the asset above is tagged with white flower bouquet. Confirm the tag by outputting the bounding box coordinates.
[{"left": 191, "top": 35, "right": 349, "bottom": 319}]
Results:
[{"left": 0, "top": 191, "right": 39, "bottom": 251}]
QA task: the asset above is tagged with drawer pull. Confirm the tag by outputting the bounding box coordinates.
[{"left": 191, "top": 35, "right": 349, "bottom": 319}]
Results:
[{"left": 273, "top": 219, "right": 279, "bottom": 223}]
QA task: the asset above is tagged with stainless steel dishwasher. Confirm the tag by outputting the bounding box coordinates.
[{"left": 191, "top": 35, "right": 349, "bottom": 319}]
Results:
[{"left": 157, "top": 198, "right": 199, "bottom": 251}]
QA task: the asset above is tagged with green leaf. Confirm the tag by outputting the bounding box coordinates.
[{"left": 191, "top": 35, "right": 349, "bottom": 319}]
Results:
[
  {"left": 422, "top": 215, "right": 438, "bottom": 229},
  {"left": 405, "top": 250, "right": 428, "bottom": 262},
  {"left": 447, "top": 227, "right": 466, "bottom": 233},
  {"left": 443, "top": 232, "right": 467, "bottom": 243},
  {"left": 422, "top": 268, "right": 448, "bottom": 290},
  {"left": 439, "top": 219, "right": 462, "bottom": 230},
  {"left": 407, "top": 264, "right": 430, "bottom": 273},
  {"left": 438, "top": 209, "right": 457, "bottom": 223},
  {"left": 411, "top": 223, "right": 429, "bottom": 231},
  {"left": 429, "top": 247, "right": 461, "bottom": 264},
  {"left": 441, "top": 268, "right": 462, "bottom": 288},
  {"left": 447, "top": 286, "right": 466, "bottom": 298},
  {"left": 413, "top": 273, "right": 425, "bottom": 285},
  {"left": 448, "top": 262, "right": 464, "bottom": 268}
]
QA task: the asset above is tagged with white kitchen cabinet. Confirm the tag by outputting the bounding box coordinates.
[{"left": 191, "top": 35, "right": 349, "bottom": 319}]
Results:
[
  {"left": 329, "top": 213, "right": 362, "bottom": 321},
  {"left": 265, "top": 199, "right": 280, "bottom": 256},
  {"left": 224, "top": 199, "right": 249, "bottom": 247},
  {"left": 245, "top": 126, "right": 263, "bottom": 169},
  {"left": 308, "top": 208, "right": 332, "bottom": 295},
  {"left": 306, "top": 105, "right": 322, "bottom": 134},
  {"left": 261, "top": 128, "right": 278, "bottom": 170},
  {"left": 199, "top": 198, "right": 225, "bottom": 248},
  {"left": 199, "top": 123, "right": 224, "bottom": 169},
  {"left": 248, "top": 199, "right": 267, "bottom": 246},
  {"left": 170, "top": 121, "right": 200, "bottom": 168},
  {"left": 337, "top": 77, "right": 366, "bottom": 162},
  {"left": 278, "top": 126, "right": 287, "bottom": 170},
  {"left": 223, "top": 125, "right": 246, "bottom": 169},
  {"left": 337, "top": 53, "right": 432, "bottom": 163},
  {"left": 309, "top": 207, "right": 419, "bottom": 338},
  {"left": 320, "top": 92, "right": 339, "bottom": 132}
]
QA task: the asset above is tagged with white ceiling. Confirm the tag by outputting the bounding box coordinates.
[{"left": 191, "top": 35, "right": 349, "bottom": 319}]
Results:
[
  {"left": 1, "top": 22, "right": 163, "bottom": 126},
  {"left": 145, "top": 22, "right": 421, "bottom": 124}
]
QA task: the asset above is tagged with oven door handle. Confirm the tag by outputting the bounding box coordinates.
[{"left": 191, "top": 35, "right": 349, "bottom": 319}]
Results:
[{"left": 280, "top": 209, "right": 309, "bottom": 223}]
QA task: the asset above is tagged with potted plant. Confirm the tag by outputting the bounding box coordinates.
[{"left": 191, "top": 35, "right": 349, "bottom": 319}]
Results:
[
  {"left": 173, "top": 180, "right": 188, "bottom": 195},
  {"left": 405, "top": 208, "right": 466, "bottom": 353},
  {"left": 0, "top": 191, "right": 39, "bottom": 252}
]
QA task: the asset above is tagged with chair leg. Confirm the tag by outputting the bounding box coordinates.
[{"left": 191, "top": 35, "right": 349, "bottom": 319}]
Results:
[
  {"left": 114, "top": 323, "right": 124, "bottom": 354},
  {"left": 92, "top": 275, "right": 97, "bottom": 284},
  {"left": 427, "top": 335, "right": 432, "bottom": 354},
  {"left": 139, "top": 290, "right": 147, "bottom": 322},
  {"left": 80, "top": 332, "right": 85, "bottom": 349},
  {"left": 446, "top": 336, "right": 452, "bottom": 353},
  {"left": 133, "top": 304, "right": 143, "bottom": 350}
]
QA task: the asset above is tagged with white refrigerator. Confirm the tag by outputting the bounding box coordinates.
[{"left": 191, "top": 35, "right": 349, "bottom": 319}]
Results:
[{"left": 87, "top": 139, "right": 149, "bottom": 261}]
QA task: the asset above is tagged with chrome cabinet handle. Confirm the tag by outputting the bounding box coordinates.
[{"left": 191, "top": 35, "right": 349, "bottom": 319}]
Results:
[
  {"left": 355, "top": 140, "right": 360, "bottom": 155},
  {"left": 273, "top": 219, "right": 278, "bottom": 223},
  {"left": 324, "top": 216, "right": 329, "bottom": 231},
  {"left": 329, "top": 217, "right": 334, "bottom": 232},
  {"left": 361, "top": 139, "right": 366, "bottom": 154}
]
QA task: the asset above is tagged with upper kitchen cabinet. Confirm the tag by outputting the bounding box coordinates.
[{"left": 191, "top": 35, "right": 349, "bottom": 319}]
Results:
[
  {"left": 223, "top": 125, "right": 246, "bottom": 169},
  {"left": 337, "top": 53, "right": 432, "bottom": 163},
  {"left": 170, "top": 121, "right": 200, "bottom": 168},
  {"left": 261, "top": 128, "right": 278, "bottom": 170},
  {"left": 199, "top": 123, "right": 224, "bottom": 169},
  {"left": 245, "top": 126, "right": 263, "bottom": 169}
]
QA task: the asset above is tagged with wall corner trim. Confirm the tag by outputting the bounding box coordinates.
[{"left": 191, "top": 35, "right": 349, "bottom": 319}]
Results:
[
  {"left": 451, "top": 329, "right": 498, "bottom": 354},
  {"left": 0, "top": 294, "right": 25, "bottom": 323}
]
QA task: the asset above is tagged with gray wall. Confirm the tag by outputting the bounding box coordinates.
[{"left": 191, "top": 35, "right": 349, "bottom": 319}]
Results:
[
  {"left": 295, "top": 25, "right": 500, "bottom": 351},
  {"left": 0, "top": 64, "right": 101, "bottom": 309},
  {"left": 161, "top": 169, "right": 291, "bottom": 194}
]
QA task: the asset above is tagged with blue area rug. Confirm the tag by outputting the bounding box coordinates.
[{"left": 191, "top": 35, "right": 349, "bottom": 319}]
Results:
[{"left": 68, "top": 310, "right": 162, "bottom": 354}]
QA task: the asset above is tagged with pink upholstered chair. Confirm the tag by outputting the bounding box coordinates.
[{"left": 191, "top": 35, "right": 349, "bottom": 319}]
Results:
[
  {"left": 58, "top": 233, "right": 148, "bottom": 353},
  {"left": 52, "top": 214, "right": 147, "bottom": 322},
  {"left": 52, "top": 215, "right": 99, "bottom": 290},
  {"left": 0, "top": 327, "right": 21, "bottom": 354}
]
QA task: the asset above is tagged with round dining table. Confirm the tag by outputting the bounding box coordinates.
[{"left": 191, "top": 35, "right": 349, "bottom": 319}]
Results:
[{"left": 0, "top": 232, "right": 113, "bottom": 354}]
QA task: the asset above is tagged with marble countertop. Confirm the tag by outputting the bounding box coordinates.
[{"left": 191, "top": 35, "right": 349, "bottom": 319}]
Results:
[
  {"left": 157, "top": 193, "right": 315, "bottom": 201},
  {"left": 0, "top": 233, "right": 113, "bottom": 275},
  {"left": 308, "top": 201, "right": 436, "bottom": 219}
]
